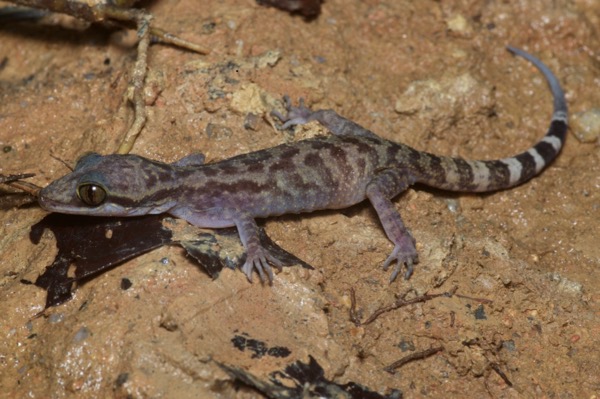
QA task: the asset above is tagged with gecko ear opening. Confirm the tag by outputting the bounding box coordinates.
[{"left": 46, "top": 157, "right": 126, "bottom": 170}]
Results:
[{"left": 77, "top": 183, "right": 107, "bottom": 206}]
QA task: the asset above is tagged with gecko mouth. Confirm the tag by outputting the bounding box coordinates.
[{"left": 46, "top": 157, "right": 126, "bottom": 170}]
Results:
[
  {"left": 37, "top": 192, "right": 67, "bottom": 213},
  {"left": 38, "top": 192, "right": 177, "bottom": 217},
  {"left": 38, "top": 192, "right": 117, "bottom": 215}
]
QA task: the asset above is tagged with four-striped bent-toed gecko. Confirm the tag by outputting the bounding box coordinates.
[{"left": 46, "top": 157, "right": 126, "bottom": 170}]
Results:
[{"left": 38, "top": 47, "right": 568, "bottom": 283}]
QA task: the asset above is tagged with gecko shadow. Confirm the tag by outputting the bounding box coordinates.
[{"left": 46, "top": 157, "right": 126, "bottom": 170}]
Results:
[{"left": 28, "top": 213, "right": 312, "bottom": 309}]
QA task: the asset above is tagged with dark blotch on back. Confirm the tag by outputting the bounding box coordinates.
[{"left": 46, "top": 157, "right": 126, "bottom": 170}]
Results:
[
  {"left": 269, "top": 158, "right": 293, "bottom": 173},
  {"left": 342, "top": 135, "right": 378, "bottom": 154},
  {"left": 245, "top": 162, "right": 265, "bottom": 173},
  {"left": 303, "top": 152, "right": 335, "bottom": 187},
  {"left": 356, "top": 157, "right": 366, "bottom": 171},
  {"left": 278, "top": 146, "right": 301, "bottom": 159},
  {"left": 404, "top": 146, "right": 422, "bottom": 167},
  {"left": 303, "top": 152, "right": 322, "bottom": 167}
]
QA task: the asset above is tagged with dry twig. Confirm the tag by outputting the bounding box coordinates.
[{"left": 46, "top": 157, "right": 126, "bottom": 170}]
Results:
[
  {"left": 383, "top": 346, "right": 444, "bottom": 374},
  {"left": 362, "top": 286, "right": 458, "bottom": 325}
]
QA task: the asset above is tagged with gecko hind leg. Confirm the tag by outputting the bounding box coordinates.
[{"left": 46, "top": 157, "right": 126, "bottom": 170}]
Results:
[{"left": 366, "top": 170, "right": 418, "bottom": 282}]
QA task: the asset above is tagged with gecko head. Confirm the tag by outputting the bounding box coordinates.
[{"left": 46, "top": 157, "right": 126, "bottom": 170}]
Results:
[{"left": 38, "top": 153, "right": 178, "bottom": 217}]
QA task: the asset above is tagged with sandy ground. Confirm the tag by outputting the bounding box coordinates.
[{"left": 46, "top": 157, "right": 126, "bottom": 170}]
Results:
[{"left": 1, "top": 0, "right": 599, "bottom": 397}]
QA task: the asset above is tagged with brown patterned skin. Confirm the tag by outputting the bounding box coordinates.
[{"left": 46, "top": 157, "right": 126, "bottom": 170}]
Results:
[{"left": 38, "top": 47, "right": 567, "bottom": 283}]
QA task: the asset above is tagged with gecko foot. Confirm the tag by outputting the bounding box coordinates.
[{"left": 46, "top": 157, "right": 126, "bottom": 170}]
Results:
[
  {"left": 241, "top": 247, "right": 284, "bottom": 284},
  {"left": 382, "top": 237, "right": 419, "bottom": 282},
  {"left": 271, "top": 96, "right": 316, "bottom": 130}
]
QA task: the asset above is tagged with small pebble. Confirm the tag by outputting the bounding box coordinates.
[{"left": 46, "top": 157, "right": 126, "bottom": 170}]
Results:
[
  {"left": 73, "top": 326, "right": 90, "bottom": 343},
  {"left": 570, "top": 108, "right": 600, "bottom": 143},
  {"left": 244, "top": 113, "right": 260, "bottom": 131},
  {"left": 502, "top": 340, "right": 516, "bottom": 352},
  {"left": 120, "top": 278, "right": 132, "bottom": 290},
  {"left": 474, "top": 304, "right": 487, "bottom": 320},
  {"left": 48, "top": 313, "right": 64, "bottom": 324}
]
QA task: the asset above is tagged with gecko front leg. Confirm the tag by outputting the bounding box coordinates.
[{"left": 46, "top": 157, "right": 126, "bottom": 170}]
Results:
[
  {"left": 272, "top": 96, "right": 379, "bottom": 139},
  {"left": 234, "top": 214, "right": 283, "bottom": 283}
]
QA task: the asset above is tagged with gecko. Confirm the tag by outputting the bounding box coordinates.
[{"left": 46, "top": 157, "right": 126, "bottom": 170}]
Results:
[{"left": 38, "top": 47, "right": 568, "bottom": 283}]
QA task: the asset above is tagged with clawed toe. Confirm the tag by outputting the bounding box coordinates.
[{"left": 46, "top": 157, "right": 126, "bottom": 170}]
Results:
[{"left": 283, "top": 94, "right": 293, "bottom": 109}]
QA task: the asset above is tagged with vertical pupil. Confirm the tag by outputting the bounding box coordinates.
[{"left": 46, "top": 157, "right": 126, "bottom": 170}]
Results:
[{"left": 87, "top": 186, "right": 98, "bottom": 201}]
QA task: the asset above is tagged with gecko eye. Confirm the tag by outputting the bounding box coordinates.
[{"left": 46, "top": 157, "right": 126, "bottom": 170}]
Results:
[{"left": 77, "top": 183, "right": 107, "bottom": 206}]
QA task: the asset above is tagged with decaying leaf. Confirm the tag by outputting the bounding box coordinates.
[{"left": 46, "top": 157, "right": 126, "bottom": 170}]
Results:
[{"left": 29, "top": 213, "right": 312, "bottom": 308}]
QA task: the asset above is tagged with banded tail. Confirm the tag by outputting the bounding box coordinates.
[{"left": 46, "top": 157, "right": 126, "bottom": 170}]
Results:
[{"left": 414, "top": 46, "right": 568, "bottom": 192}]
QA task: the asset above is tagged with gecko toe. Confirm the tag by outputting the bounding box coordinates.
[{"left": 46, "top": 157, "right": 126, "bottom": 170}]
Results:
[
  {"left": 283, "top": 95, "right": 292, "bottom": 109},
  {"left": 388, "top": 263, "right": 402, "bottom": 283},
  {"left": 242, "top": 261, "right": 255, "bottom": 283},
  {"left": 265, "top": 253, "right": 283, "bottom": 272},
  {"left": 382, "top": 247, "right": 400, "bottom": 271},
  {"left": 404, "top": 259, "right": 415, "bottom": 280},
  {"left": 256, "top": 263, "right": 268, "bottom": 283},
  {"left": 281, "top": 118, "right": 307, "bottom": 130},
  {"left": 257, "top": 255, "right": 274, "bottom": 283},
  {"left": 270, "top": 109, "right": 287, "bottom": 121}
]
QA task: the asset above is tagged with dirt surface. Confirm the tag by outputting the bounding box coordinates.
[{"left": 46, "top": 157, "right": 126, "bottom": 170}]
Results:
[{"left": 1, "top": 0, "right": 599, "bottom": 397}]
